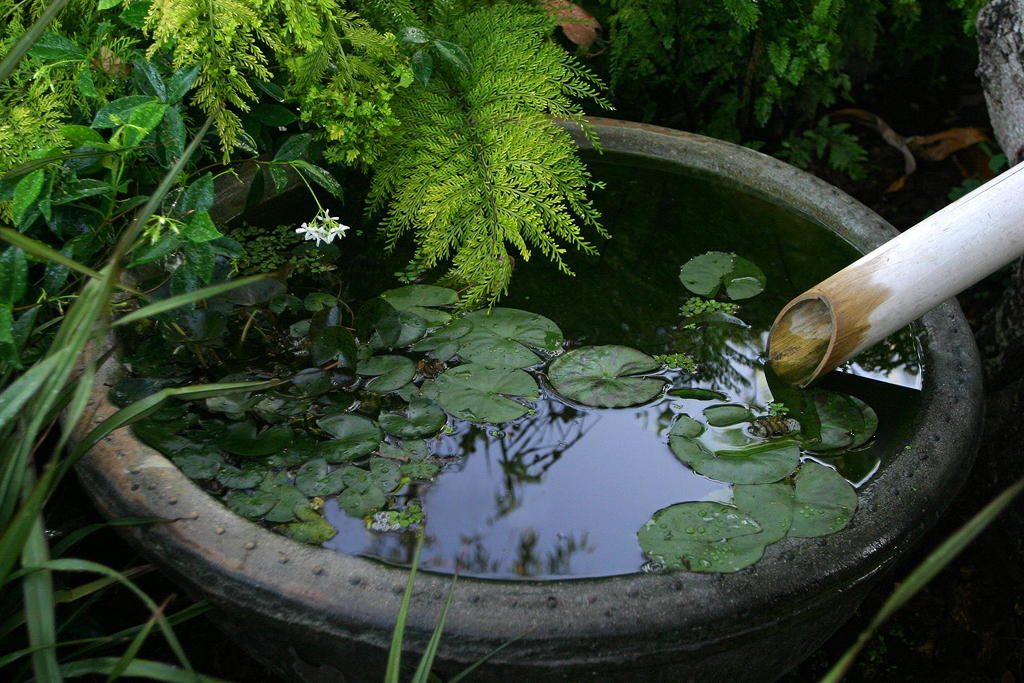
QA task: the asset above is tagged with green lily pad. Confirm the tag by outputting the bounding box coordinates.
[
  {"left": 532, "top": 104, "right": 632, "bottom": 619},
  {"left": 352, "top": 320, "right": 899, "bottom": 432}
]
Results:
[
  {"left": 204, "top": 392, "right": 259, "bottom": 419},
  {"left": 670, "top": 414, "right": 705, "bottom": 438},
  {"left": 732, "top": 482, "right": 795, "bottom": 544},
  {"left": 288, "top": 368, "right": 334, "bottom": 397},
  {"left": 452, "top": 308, "right": 563, "bottom": 367},
  {"left": 787, "top": 462, "right": 858, "bottom": 538},
  {"left": 668, "top": 388, "right": 728, "bottom": 401},
  {"left": 670, "top": 417, "right": 800, "bottom": 484},
  {"left": 369, "top": 457, "right": 402, "bottom": 491},
  {"left": 547, "top": 345, "right": 665, "bottom": 408},
  {"left": 379, "top": 397, "right": 447, "bottom": 438},
  {"left": 225, "top": 489, "right": 277, "bottom": 519},
  {"left": 357, "top": 355, "right": 416, "bottom": 393},
  {"left": 283, "top": 518, "right": 337, "bottom": 544},
  {"left": 311, "top": 326, "right": 358, "bottom": 367},
  {"left": 410, "top": 319, "right": 472, "bottom": 361},
  {"left": 380, "top": 284, "right": 458, "bottom": 326},
  {"left": 679, "top": 251, "right": 766, "bottom": 300},
  {"left": 378, "top": 439, "right": 430, "bottom": 461},
  {"left": 217, "top": 464, "right": 267, "bottom": 490},
  {"left": 219, "top": 422, "right": 294, "bottom": 457},
  {"left": 401, "top": 460, "right": 440, "bottom": 479},
  {"left": 637, "top": 502, "right": 765, "bottom": 573},
  {"left": 371, "top": 311, "right": 427, "bottom": 350},
  {"left": 263, "top": 485, "right": 310, "bottom": 523},
  {"left": 315, "top": 414, "right": 382, "bottom": 463},
  {"left": 703, "top": 404, "right": 753, "bottom": 427},
  {"left": 428, "top": 364, "right": 539, "bottom": 423},
  {"left": 267, "top": 435, "right": 319, "bottom": 468},
  {"left": 252, "top": 394, "right": 308, "bottom": 424},
  {"left": 339, "top": 486, "right": 386, "bottom": 517},
  {"left": 340, "top": 465, "right": 375, "bottom": 492},
  {"left": 173, "top": 452, "right": 223, "bottom": 480},
  {"left": 294, "top": 459, "right": 345, "bottom": 496},
  {"left": 801, "top": 390, "right": 878, "bottom": 452}
]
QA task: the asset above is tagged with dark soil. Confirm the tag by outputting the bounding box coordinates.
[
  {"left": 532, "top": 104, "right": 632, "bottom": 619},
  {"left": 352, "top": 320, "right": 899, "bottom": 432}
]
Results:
[{"left": 41, "top": 55, "right": 1024, "bottom": 683}]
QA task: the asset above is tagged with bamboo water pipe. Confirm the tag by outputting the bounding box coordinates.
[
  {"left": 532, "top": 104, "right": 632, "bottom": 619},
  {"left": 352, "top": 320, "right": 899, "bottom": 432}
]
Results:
[{"left": 767, "top": 162, "right": 1024, "bottom": 387}]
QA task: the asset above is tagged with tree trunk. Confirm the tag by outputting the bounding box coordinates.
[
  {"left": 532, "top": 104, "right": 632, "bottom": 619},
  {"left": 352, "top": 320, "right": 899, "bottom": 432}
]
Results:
[
  {"left": 976, "top": 0, "right": 1024, "bottom": 387},
  {"left": 978, "top": 0, "right": 1024, "bottom": 165}
]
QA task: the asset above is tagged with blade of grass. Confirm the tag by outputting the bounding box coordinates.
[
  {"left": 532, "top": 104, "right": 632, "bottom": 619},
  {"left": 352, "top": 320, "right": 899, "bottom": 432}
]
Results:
[
  {"left": 0, "top": 461, "right": 60, "bottom": 586},
  {"left": 411, "top": 574, "right": 457, "bottom": 683},
  {"left": 51, "top": 518, "right": 168, "bottom": 558},
  {"left": 22, "top": 503, "right": 60, "bottom": 682},
  {"left": 113, "top": 275, "right": 270, "bottom": 327},
  {"left": 58, "top": 657, "right": 227, "bottom": 682},
  {"left": 71, "top": 379, "right": 282, "bottom": 458},
  {"left": 24, "top": 559, "right": 195, "bottom": 673},
  {"left": 821, "top": 476, "right": 1024, "bottom": 683},
  {"left": 105, "top": 597, "right": 170, "bottom": 682},
  {"left": 445, "top": 633, "right": 526, "bottom": 683},
  {"left": 65, "top": 603, "right": 210, "bottom": 662},
  {"left": 386, "top": 532, "right": 425, "bottom": 683},
  {"left": 0, "top": 350, "right": 72, "bottom": 434},
  {"left": 0, "top": 230, "right": 142, "bottom": 297},
  {"left": 0, "top": 0, "right": 72, "bottom": 82}
]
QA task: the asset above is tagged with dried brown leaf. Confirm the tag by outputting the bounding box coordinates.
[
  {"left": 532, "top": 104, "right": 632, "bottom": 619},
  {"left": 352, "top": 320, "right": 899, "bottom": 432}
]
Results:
[
  {"left": 542, "top": 0, "right": 601, "bottom": 49},
  {"left": 832, "top": 108, "right": 917, "bottom": 176},
  {"left": 907, "top": 127, "right": 989, "bottom": 162}
]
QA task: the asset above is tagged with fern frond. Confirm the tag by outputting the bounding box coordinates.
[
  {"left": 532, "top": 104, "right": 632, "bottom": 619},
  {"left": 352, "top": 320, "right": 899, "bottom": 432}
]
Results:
[{"left": 368, "top": 3, "right": 608, "bottom": 308}]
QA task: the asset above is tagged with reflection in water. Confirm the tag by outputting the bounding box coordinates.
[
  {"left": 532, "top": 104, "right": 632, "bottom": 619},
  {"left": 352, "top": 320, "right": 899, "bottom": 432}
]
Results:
[{"left": 323, "top": 152, "right": 924, "bottom": 579}]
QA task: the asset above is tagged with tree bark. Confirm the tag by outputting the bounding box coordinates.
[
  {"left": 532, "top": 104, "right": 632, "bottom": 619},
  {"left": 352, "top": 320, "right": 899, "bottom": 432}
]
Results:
[
  {"left": 978, "top": 0, "right": 1024, "bottom": 165},
  {"left": 976, "top": 0, "right": 1024, "bottom": 386}
]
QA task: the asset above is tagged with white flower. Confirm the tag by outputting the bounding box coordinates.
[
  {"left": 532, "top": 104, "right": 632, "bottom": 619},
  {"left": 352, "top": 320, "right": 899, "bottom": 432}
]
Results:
[{"left": 295, "top": 208, "right": 351, "bottom": 246}]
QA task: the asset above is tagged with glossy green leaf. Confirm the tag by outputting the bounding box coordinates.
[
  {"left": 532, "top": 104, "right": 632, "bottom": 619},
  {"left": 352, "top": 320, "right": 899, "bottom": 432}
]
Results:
[
  {"left": 548, "top": 345, "right": 664, "bottom": 408},
  {"left": 294, "top": 459, "right": 345, "bottom": 496},
  {"left": 703, "top": 404, "right": 753, "bottom": 427},
  {"left": 0, "top": 247, "right": 27, "bottom": 304},
  {"left": 224, "top": 489, "right": 276, "bottom": 519},
  {"left": 429, "top": 364, "right": 538, "bottom": 423},
  {"left": 637, "top": 502, "right": 765, "bottom": 572},
  {"left": 668, "top": 388, "right": 727, "bottom": 401},
  {"left": 670, "top": 418, "right": 801, "bottom": 484},
  {"left": 732, "top": 482, "right": 795, "bottom": 544},
  {"left": 219, "top": 421, "right": 294, "bottom": 457},
  {"left": 679, "top": 251, "right": 766, "bottom": 300},
  {"left": 379, "top": 397, "right": 447, "bottom": 439},
  {"left": 316, "top": 414, "right": 381, "bottom": 462},
  {"left": 380, "top": 285, "right": 457, "bottom": 326},
  {"left": 358, "top": 355, "right": 416, "bottom": 393},
  {"left": 369, "top": 457, "right": 402, "bottom": 491},
  {"left": 456, "top": 308, "right": 563, "bottom": 367},
  {"left": 217, "top": 465, "right": 266, "bottom": 490},
  {"left": 284, "top": 518, "right": 337, "bottom": 544},
  {"left": 338, "top": 484, "right": 386, "bottom": 517},
  {"left": 311, "top": 327, "right": 359, "bottom": 367},
  {"left": 787, "top": 462, "right": 858, "bottom": 538}
]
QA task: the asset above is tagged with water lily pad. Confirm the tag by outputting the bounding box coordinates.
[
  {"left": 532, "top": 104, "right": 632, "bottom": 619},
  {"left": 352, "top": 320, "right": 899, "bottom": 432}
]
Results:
[
  {"left": 357, "top": 355, "right": 416, "bottom": 393},
  {"left": 453, "top": 308, "right": 563, "bottom": 367},
  {"left": 372, "top": 311, "right": 427, "bottom": 350},
  {"left": 288, "top": 368, "right": 334, "bottom": 397},
  {"left": 268, "top": 435, "right": 319, "bottom": 468},
  {"left": 205, "top": 392, "right": 259, "bottom": 419},
  {"left": 732, "top": 482, "right": 795, "bottom": 544},
  {"left": 380, "top": 284, "right": 458, "bottom": 326},
  {"left": 679, "top": 251, "right": 766, "bottom": 300},
  {"left": 252, "top": 394, "right": 308, "bottom": 424},
  {"left": 428, "top": 364, "right": 539, "bottom": 423},
  {"left": 670, "top": 415, "right": 705, "bottom": 438},
  {"left": 637, "top": 502, "right": 765, "bottom": 573},
  {"left": 369, "top": 457, "right": 402, "bottom": 491},
  {"left": 315, "top": 414, "right": 382, "bottom": 463},
  {"left": 801, "top": 390, "right": 878, "bottom": 452},
  {"left": 225, "top": 489, "right": 276, "bottom": 519},
  {"left": 311, "top": 326, "right": 358, "bottom": 367},
  {"left": 410, "top": 319, "right": 472, "bottom": 361},
  {"left": 219, "top": 422, "right": 294, "bottom": 457},
  {"left": 670, "top": 418, "right": 800, "bottom": 484},
  {"left": 340, "top": 465, "right": 375, "bottom": 492},
  {"left": 339, "top": 486, "right": 386, "bottom": 517},
  {"left": 378, "top": 439, "right": 430, "bottom": 461},
  {"left": 703, "top": 404, "right": 753, "bottom": 427},
  {"left": 787, "top": 462, "right": 858, "bottom": 537},
  {"left": 217, "top": 464, "right": 267, "bottom": 489},
  {"left": 173, "top": 452, "right": 223, "bottom": 479},
  {"left": 294, "top": 458, "right": 345, "bottom": 496},
  {"left": 547, "top": 345, "right": 665, "bottom": 408},
  {"left": 401, "top": 461, "right": 440, "bottom": 479},
  {"left": 669, "top": 388, "right": 727, "bottom": 401},
  {"left": 263, "top": 485, "right": 310, "bottom": 523},
  {"left": 283, "top": 518, "right": 337, "bottom": 544},
  {"left": 379, "top": 397, "right": 446, "bottom": 438}
]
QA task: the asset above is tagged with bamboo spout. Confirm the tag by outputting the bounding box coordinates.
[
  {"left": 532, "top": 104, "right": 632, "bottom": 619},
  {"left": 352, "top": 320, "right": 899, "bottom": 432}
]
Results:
[{"left": 768, "top": 162, "right": 1024, "bottom": 387}]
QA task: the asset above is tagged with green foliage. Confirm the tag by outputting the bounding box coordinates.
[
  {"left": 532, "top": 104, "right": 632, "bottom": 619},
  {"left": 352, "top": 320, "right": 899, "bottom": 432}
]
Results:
[
  {"left": 228, "top": 222, "right": 336, "bottom": 275},
  {"left": 779, "top": 116, "right": 867, "bottom": 180},
  {"left": 597, "top": 0, "right": 982, "bottom": 142},
  {"left": 369, "top": 3, "right": 610, "bottom": 306}
]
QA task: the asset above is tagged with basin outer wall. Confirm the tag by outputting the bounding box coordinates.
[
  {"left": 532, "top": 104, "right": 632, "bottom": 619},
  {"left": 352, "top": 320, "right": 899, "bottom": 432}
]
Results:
[{"left": 73, "top": 118, "right": 983, "bottom": 683}]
